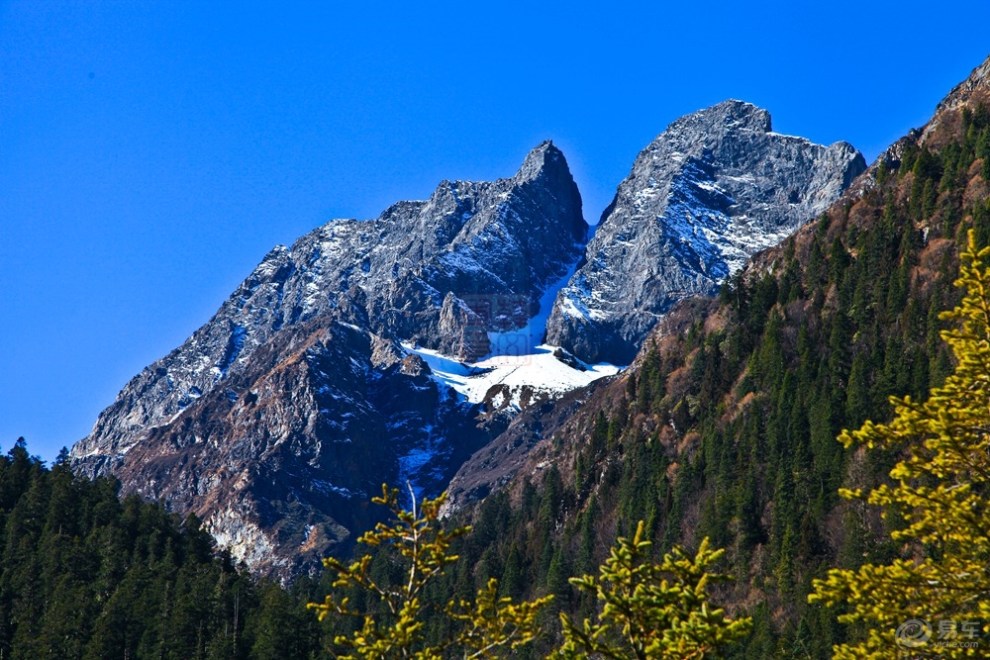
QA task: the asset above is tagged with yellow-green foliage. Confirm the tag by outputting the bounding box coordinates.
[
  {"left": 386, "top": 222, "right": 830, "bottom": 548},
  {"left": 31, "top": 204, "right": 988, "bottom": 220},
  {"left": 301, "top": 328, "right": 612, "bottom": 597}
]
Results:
[
  {"left": 308, "top": 484, "right": 552, "bottom": 659},
  {"left": 810, "top": 231, "right": 990, "bottom": 658},
  {"left": 554, "top": 521, "right": 751, "bottom": 659}
]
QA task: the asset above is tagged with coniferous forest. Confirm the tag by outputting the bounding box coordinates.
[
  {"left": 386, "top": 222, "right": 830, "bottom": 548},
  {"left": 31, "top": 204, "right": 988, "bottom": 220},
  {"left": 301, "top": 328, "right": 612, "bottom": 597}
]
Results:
[
  {"left": 6, "top": 88, "right": 990, "bottom": 660},
  {"left": 387, "top": 104, "right": 990, "bottom": 658},
  {"left": 0, "top": 441, "right": 321, "bottom": 659}
]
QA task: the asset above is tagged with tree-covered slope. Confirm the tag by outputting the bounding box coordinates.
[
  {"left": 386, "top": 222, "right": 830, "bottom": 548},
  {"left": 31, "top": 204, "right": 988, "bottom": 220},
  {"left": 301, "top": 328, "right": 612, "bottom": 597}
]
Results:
[
  {"left": 0, "top": 440, "right": 321, "bottom": 659},
  {"left": 439, "top": 59, "right": 990, "bottom": 658}
]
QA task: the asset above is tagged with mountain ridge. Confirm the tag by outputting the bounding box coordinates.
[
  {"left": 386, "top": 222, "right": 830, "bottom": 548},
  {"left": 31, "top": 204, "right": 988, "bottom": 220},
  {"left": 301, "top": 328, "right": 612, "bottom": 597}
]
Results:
[
  {"left": 72, "top": 101, "right": 866, "bottom": 580},
  {"left": 545, "top": 99, "right": 866, "bottom": 364},
  {"left": 70, "top": 142, "right": 591, "bottom": 579},
  {"left": 72, "top": 142, "right": 586, "bottom": 465}
]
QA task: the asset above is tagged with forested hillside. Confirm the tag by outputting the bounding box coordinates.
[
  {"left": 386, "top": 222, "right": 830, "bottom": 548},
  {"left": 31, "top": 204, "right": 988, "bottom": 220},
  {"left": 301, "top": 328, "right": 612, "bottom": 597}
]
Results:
[
  {"left": 0, "top": 440, "right": 321, "bottom": 659},
  {"left": 432, "top": 100, "right": 990, "bottom": 657}
]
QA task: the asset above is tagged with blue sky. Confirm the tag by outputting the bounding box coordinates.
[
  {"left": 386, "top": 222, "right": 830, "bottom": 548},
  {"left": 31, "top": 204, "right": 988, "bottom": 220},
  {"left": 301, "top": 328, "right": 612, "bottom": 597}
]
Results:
[{"left": 2, "top": 1, "right": 989, "bottom": 461}]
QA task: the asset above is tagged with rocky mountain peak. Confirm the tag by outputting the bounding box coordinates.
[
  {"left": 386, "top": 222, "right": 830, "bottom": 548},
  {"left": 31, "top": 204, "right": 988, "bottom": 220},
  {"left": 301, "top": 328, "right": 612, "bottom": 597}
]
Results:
[
  {"left": 669, "top": 99, "right": 772, "bottom": 135},
  {"left": 73, "top": 141, "right": 589, "bottom": 461},
  {"left": 545, "top": 101, "right": 866, "bottom": 365},
  {"left": 70, "top": 142, "right": 590, "bottom": 578},
  {"left": 515, "top": 140, "right": 568, "bottom": 181},
  {"left": 67, "top": 101, "right": 873, "bottom": 581}
]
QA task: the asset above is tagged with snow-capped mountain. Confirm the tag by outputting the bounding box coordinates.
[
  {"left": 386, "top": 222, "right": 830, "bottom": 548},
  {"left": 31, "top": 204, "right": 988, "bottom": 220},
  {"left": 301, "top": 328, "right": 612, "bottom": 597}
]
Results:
[
  {"left": 72, "top": 142, "right": 585, "bottom": 465},
  {"left": 70, "top": 105, "right": 865, "bottom": 580},
  {"left": 70, "top": 143, "right": 591, "bottom": 579},
  {"left": 545, "top": 100, "right": 866, "bottom": 364}
]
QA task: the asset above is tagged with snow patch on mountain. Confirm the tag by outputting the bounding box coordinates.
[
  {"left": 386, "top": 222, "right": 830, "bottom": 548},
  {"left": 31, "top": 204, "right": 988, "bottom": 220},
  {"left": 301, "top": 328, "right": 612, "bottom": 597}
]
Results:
[
  {"left": 486, "top": 251, "right": 583, "bottom": 356},
  {"left": 404, "top": 249, "right": 620, "bottom": 410},
  {"left": 405, "top": 344, "right": 619, "bottom": 408}
]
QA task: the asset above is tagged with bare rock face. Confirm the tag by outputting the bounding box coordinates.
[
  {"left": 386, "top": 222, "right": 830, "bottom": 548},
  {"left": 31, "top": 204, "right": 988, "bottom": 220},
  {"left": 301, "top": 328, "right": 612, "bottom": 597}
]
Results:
[
  {"left": 545, "top": 100, "right": 866, "bottom": 364},
  {"left": 72, "top": 142, "right": 585, "bottom": 464},
  {"left": 438, "top": 292, "right": 490, "bottom": 360},
  {"left": 74, "top": 321, "right": 493, "bottom": 580},
  {"left": 70, "top": 142, "right": 586, "bottom": 580},
  {"left": 442, "top": 373, "right": 621, "bottom": 515}
]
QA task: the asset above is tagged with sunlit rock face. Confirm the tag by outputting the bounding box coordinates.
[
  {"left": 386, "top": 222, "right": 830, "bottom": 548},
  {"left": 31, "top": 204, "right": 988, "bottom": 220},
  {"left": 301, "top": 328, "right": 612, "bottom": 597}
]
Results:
[
  {"left": 546, "top": 100, "right": 865, "bottom": 364},
  {"left": 70, "top": 142, "right": 587, "bottom": 581}
]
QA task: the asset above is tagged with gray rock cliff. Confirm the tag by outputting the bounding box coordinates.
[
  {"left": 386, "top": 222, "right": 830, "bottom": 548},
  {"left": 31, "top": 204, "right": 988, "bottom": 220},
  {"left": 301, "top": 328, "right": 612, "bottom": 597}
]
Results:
[
  {"left": 545, "top": 100, "right": 866, "bottom": 364},
  {"left": 70, "top": 142, "right": 586, "bottom": 579},
  {"left": 72, "top": 142, "right": 585, "bottom": 464}
]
